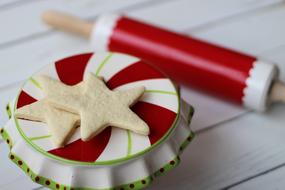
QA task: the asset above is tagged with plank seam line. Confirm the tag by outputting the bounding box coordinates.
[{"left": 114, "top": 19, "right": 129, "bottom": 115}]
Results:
[
  {"left": 183, "top": 0, "right": 284, "bottom": 34},
  {"left": 0, "top": 80, "right": 22, "bottom": 92},
  {"left": 221, "top": 162, "right": 285, "bottom": 190},
  {"left": 0, "top": 0, "right": 173, "bottom": 50},
  {"left": 32, "top": 186, "right": 45, "bottom": 190},
  {"left": 1, "top": 0, "right": 281, "bottom": 50},
  {"left": 0, "top": 0, "right": 45, "bottom": 11},
  {"left": 194, "top": 111, "right": 249, "bottom": 134}
]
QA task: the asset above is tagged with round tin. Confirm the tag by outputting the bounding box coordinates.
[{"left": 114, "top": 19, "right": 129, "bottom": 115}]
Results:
[{"left": 1, "top": 52, "right": 194, "bottom": 190}]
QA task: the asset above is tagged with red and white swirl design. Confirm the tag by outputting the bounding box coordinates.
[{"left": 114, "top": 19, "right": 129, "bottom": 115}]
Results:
[{"left": 16, "top": 52, "right": 179, "bottom": 163}]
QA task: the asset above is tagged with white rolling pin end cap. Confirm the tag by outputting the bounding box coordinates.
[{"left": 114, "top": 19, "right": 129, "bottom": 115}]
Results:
[
  {"left": 91, "top": 14, "right": 121, "bottom": 52},
  {"left": 243, "top": 60, "right": 278, "bottom": 112}
]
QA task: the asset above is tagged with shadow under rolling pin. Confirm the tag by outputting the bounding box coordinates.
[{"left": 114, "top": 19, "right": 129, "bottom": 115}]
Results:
[{"left": 42, "top": 10, "right": 285, "bottom": 112}]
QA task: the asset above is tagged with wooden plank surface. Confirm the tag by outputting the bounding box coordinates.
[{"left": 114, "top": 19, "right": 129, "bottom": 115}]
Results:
[
  {"left": 263, "top": 45, "right": 285, "bottom": 82},
  {"left": 148, "top": 104, "right": 285, "bottom": 190},
  {"left": 0, "top": 0, "right": 156, "bottom": 46},
  {"left": 0, "top": 0, "right": 279, "bottom": 48},
  {"left": 191, "top": 3, "right": 285, "bottom": 55},
  {"left": 229, "top": 165, "right": 285, "bottom": 190},
  {"left": 0, "top": 0, "right": 35, "bottom": 8},
  {"left": 0, "top": 0, "right": 285, "bottom": 190},
  {"left": 128, "top": 0, "right": 283, "bottom": 32}
]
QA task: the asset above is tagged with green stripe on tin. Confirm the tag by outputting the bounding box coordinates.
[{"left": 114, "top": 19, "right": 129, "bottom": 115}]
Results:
[
  {"left": 29, "top": 135, "right": 52, "bottom": 141},
  {"left": 144, "top": 90, "right": 177, "bottom": 96},
  {"left": 0, "top": 128, "right": 13, "bottom": 149},
  {"left": 9, "top": 153, "right": 75, "bottom": 190},
  {"left": 187, "top": 105, "right": 195, "bottom": 125},
  {"left": 8, "top": 152, "right": 154, "bottom": 190},
  {"left": 112, "top": 175, "right": 153, "bottom": 190},
  {"left": 179, "top": 131, "right": 195, "bottom": 153},
  {"left": 127, "top": 130, "right": 132, "bottom": 156},
  {"left": 95, "top": 53, "right": 113, "bottom": 76},
  {"left": 30, "top": 77, "right": 42, "bottom": 89},
  {"left": 7, "top": 151, "right": 184, "bottom": 190},
  {"left": 154, "top": 156, "right": 181, "bottom": 177}
]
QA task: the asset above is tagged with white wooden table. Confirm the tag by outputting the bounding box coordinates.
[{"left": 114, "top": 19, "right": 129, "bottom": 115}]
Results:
[{"left": 1, "top": 0, "right": 285, "bottom": 189}]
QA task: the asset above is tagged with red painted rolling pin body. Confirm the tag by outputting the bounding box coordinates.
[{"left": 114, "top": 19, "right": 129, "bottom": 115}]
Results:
[
  {"left": 91, "top": 14, "right": 277, "bottom": 111},
  {"left": 110, "top": 17, "right": 255, "bottom": 104}
]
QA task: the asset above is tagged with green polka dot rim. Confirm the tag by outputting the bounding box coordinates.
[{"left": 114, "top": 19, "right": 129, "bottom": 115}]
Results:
[{"left": 2, "top": 130, "right": 194, "bottom": 190}]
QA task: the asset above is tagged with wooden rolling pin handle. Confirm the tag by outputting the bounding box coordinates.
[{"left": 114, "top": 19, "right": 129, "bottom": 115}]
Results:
[
  {"left": 270, "top": 81, "right": 285, "bottom": 103},
  {"left": 42, "top": 10, "right": 93, "bottom": 38}
]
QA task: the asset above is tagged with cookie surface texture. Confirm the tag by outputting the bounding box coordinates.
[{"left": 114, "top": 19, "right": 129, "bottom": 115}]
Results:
[
  {"left": 15, "top": 99, "right": 79, "bottom": 147},
  {"left": 40, "top": 73, "right": 149, "bottom": 141}
]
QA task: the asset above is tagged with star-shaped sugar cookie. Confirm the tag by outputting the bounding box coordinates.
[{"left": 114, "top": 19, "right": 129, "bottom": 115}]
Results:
[
  {"left": 39, "top": 73, "right": 150, "bottom": 141},
  {"left": 15, "top": 99, "right": 80, "bottom": 148}
]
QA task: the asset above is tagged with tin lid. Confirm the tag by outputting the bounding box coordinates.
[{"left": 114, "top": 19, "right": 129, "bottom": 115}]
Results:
[{"left": 1, "top": 52, "right": 194, "bottom": 189}]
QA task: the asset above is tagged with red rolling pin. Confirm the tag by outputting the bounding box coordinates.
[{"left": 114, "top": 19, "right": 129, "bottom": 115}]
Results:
[{"left": 42, "top": 11, "right": 285, "bottom": 112}]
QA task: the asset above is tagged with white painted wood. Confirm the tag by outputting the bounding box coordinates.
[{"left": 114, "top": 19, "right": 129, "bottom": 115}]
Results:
[
  {"left": 181, "top": 86, "right": 246, "bottom": 132},
  {"left": 0, "top": 0, "right": 153, "bottom": 46},
  {"left": 0, "top": 0, "right": 32, "bottom": 8},
  {"left": 0, "top": 33, "right": 92, "bottom": 87},
  {"left": 229, "top": 166, "right": 285, "bottom": 190},
  {"left": 192, "top": 3, "right": 285, "bottom": 56},
  {"left": 147, "top": 103, "right": 285, "bottom": 190},
  {"left": 0, "top": 0, "right": 285, "bottom": 189},
  {"left": 0, "top": 0, "right": 279, "bottom": 47},
  {"left": 262, "top": 45, "right": 285, "bottom": 82},
  {"left": 0, "top": 178, "right": 39, "bottom": 190},
  {"left": 128, "top": 0, "right": 283, "bottom": 32}
]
